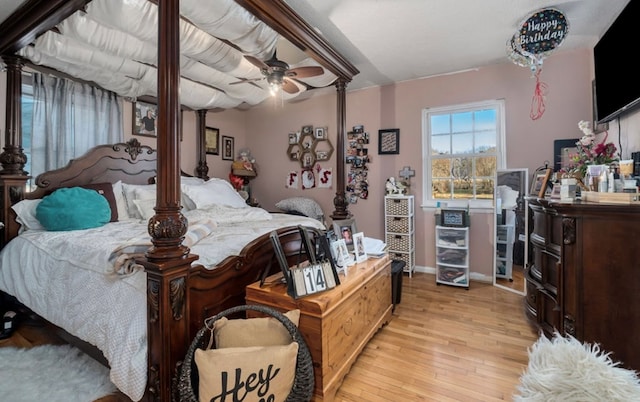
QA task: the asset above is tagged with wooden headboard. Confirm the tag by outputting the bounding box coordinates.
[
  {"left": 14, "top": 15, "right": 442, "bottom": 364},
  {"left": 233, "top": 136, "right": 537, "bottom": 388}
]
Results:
[
  {"left": 26, "top": 138, "right": 157, "bottom": 200},
  {"left": 0, "top": 138, "right": 156, "bottom": 247}
]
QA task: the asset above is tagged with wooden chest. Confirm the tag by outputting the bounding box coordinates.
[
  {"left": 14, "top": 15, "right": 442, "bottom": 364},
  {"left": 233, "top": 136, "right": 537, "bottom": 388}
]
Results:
[{"left": 246, "top": 255, "right": 392, "bottom": 401}]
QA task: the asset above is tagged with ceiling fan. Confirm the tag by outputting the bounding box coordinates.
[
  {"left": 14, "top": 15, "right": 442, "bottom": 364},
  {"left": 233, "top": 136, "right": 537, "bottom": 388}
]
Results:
[{"left": 231, "top": 52, "right": 324, "bottom": 94}]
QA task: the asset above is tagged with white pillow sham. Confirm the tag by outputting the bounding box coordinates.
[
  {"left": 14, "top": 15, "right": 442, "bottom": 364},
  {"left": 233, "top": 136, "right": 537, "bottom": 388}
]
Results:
[
  {"left": 133, "top": 198, "right": 156, "bottom": 221},
  {"left": 12, "top": 199, "right": 45, "bottom": 232},
  {"left": 181, "top": 176, "right": 206, "bottom": 186},
  {"left": 121, "top": 183, "right": 156, "bottom": 220},
  {"left": 182, "top": 178, "right": 248, "bottom": 209},
  {"left": 112, "top": 180, "right": 131, "bottom": 220}
]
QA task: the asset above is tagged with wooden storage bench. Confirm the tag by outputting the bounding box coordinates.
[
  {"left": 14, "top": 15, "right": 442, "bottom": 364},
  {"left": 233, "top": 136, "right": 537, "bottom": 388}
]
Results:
[{"left": 246, "top": 255, "right": 392, "bottom": 401}]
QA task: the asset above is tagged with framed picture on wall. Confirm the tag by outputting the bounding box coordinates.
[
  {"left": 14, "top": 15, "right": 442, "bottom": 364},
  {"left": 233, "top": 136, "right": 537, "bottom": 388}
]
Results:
[
  {"left": 222, "top": 135, "right": 234, "bottom": 160},
  {"left": 378, "top": 128, "right": 400, "bottom": 154},
  {"left": 133, "top": 100, "right": 157, "bottom": 137},
  {"left": 205, "top": 127, "right": 219, "bottom": 155}
]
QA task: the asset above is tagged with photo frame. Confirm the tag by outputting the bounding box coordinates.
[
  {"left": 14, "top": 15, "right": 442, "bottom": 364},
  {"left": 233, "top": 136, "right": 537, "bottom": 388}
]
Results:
[
  {"left": 205, "top": 127, "right": 219, "bottom": 155},
  {"left": 314, "top": 126, "right": 326, "bottom": 139},
  {"left": 439, "top": 209, "right": 468, "bottom": 228},
  {"left": 330, "top": 239, "right": 354, "bottom": 274},
  {"left": 352, "top": 232, "right": 367, "bottom": 263},
  {"left": 298, "top": 225, "right": 340, "bottom": 286},
  {"left": 222, "top": 135, "right": 234, "bottom": 160},
  {"left": 133, "top": 100, "right": 158, "bottom": 137},
  {"left": 301, "top": 125, "right": 313, "bottom": 136},
  {"left": 378, "top": 128, "right": 400, "bottom": 155},
  {"left": 332, "top": 218, "right": 358, "bottom": 250},
  {"left": 530, "top": 167, "right": 552, "bottom": 198},
  {"left": 553, "top": 139, "right": 579, "bottom": 172},
  {"left": 269, "top": 229, "right": 338, "bottom": 299}
]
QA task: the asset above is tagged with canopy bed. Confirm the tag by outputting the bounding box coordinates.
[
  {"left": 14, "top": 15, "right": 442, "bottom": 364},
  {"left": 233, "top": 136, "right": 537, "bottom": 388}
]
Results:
[{"left": 0, "top": 1, "right": 358, "bottom": 401}]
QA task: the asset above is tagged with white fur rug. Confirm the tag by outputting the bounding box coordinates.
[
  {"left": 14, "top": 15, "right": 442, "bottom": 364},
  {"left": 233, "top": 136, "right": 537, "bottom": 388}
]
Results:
[
  {"left": 0, "top": 344, "right": 117, "bottom": 402},
  {"left": 514, "top": 332, "right": 640, "bottom": 402}
]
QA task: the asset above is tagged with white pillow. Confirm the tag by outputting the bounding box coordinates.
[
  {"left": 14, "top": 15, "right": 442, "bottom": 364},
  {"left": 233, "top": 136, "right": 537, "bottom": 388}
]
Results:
[
  {"left": 133, "top": 198, "right": 156, "bottom": 221},
  {"left": 12, "top": 199, "right": 45, "bottom": 232},
  {"left": 182, "top": 179, "right": 248, "bottom": 209},
  {"left": 121, "top": 183, "right": 156, "bottom": 219},
  {"left": 180, "top": 177, "right": 205, "bottom": 211},
  {"left": 181, "top": 176, "right": 206, "bottom": 186},
  {"left": 112, "top": 181, "right": 131, "bottom": 220}
]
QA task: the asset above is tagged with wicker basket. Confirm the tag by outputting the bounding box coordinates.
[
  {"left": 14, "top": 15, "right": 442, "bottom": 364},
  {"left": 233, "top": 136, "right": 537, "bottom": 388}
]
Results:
[{"left": 177, "top": 304, "right": 315, "bottom": 402}]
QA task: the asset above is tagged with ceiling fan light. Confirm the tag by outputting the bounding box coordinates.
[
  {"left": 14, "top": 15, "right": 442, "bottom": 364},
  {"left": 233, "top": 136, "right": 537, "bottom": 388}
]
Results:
[
  {"left": 267, "top": 73, "right": 284, "bottom": 96},
  {"left": 269, "top": 82, "right": 280, "bottom": 96}
]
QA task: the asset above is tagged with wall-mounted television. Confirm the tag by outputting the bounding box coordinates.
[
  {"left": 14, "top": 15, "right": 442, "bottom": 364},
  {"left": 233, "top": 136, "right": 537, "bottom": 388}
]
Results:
[{"left": 594, "top": 0, "right": 640, "bottom": 124}]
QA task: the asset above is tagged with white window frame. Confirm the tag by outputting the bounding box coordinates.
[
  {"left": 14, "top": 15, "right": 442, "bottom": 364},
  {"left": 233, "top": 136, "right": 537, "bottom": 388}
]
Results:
[{"left": 421, "top": 99, "right": 506, "bottom": 211}]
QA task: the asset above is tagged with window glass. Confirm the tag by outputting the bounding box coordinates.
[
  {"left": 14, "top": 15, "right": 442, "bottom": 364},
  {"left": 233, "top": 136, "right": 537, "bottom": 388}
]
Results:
[{"left": 423, "top": 100, "right": 505, "bottom": 205}]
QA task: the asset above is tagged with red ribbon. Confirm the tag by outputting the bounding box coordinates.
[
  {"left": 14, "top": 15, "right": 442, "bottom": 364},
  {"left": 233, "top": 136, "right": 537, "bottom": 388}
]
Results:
[{"left": 530, "top": 69, "right": 548, "bottom": 120}]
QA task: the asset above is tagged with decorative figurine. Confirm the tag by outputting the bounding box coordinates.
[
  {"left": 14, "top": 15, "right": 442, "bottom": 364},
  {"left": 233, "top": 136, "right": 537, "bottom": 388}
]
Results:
[{"left": 386, "top": 177, "right": 406, "bottom": 195}]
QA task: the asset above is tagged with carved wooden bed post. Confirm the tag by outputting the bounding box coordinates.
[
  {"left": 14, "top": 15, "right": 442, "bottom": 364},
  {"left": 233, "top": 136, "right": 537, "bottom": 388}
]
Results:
[
  {"left": 195, "top": 109, "right": 209, "bottom": 180},
  {"left": 135, "top": 0, "right": 194, "bottom": 400},
  {"left": 234, "top": 0, "right": 360, "bottom": 221},
  {"left": 0, "top": 55, "right": 29, "bottom": 248},
  {"left": 331, "top": 78, "right": 350, "bottom": 220}
]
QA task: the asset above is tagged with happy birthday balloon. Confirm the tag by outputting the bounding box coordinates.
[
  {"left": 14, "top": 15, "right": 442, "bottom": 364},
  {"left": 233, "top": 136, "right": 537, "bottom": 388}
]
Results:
[{"left": 515, "top": 8, "right": 569, "bottom": 56}]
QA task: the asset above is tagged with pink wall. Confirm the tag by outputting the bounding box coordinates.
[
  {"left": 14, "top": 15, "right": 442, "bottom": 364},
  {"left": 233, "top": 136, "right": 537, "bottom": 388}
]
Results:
[
  {"left": 5, "top": 48, "right": 640, "bottom": 279},
  {"left": 196, "top": 49, "right": 597, "bottom": 278}
]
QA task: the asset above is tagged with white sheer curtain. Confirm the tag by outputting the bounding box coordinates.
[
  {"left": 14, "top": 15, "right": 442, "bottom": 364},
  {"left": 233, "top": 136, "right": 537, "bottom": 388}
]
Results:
[{"left": 30, "top": 72, "right": 123, "bottom": 179}]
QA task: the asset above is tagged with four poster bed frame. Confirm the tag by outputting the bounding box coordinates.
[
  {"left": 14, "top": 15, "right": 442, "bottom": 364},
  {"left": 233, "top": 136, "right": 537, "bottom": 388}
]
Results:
[{"left": 0, "top": 1, "right": 358, "bottom": 401}]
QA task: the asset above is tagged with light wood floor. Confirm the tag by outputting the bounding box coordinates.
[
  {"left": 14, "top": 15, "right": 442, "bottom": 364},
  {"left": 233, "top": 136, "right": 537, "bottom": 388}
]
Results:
[
  {"left": 0, "top": 272, "right": 539, "bottom": 401},
  {"left": 495, "top": 263, "right": 525, "bottom": 293}
]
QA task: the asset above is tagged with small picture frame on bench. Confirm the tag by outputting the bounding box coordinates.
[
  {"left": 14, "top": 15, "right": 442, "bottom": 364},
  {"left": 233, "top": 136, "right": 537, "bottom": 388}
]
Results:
[{"left": 352, "top": 232, "right": 367, "bottom": 263}]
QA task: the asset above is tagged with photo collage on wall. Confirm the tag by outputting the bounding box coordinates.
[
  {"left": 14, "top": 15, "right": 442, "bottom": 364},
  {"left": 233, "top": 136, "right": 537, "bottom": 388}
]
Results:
[
  {"left": 285, "top": 124, "right": 334, "bottom": 190},
  {"left": 345, "top": 125, "right": 370, "bottom": 202}
]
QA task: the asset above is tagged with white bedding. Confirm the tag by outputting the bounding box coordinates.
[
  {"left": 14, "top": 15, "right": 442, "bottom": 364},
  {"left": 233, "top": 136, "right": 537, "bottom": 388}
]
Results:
[{"left": 0, "top": 207, "right": 324, "bottom": 401}]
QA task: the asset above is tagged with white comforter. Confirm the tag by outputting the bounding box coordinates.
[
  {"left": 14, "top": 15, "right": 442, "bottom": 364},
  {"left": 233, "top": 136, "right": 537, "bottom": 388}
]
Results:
[{"left": 0, "top": 207, "right": 323, "bottom": 401}]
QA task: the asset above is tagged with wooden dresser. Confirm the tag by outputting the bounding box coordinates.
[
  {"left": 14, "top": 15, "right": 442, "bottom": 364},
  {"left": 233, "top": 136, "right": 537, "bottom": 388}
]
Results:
[
  {"left": 246, "top": 255, "right": 392, "bottom": 401},
  {"left": 526, "top": 197, "right": 640, "bottom": 371}
]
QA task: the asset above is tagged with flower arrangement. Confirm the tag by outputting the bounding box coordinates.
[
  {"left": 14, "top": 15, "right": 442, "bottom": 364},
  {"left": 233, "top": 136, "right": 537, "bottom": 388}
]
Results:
[{"left": 560, "top": 120, "right": 618, "bottom": 178}]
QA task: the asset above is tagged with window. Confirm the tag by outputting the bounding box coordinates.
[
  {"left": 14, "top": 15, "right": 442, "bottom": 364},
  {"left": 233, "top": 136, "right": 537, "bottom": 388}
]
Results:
[
  {"left": 422, "top": 99, "right": 505, "bottom": 208},
  {"left": 21, "top": 71, "right": 123, "bottom": 190}
]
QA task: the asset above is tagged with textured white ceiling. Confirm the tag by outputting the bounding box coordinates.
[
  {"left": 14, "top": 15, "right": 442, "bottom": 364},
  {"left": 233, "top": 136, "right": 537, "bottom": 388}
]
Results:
[
  {"left": 284, "top": 0, "right": 631, "bottom": 90},
  {"left": 0, "top": 1, "right": 22, "bottom": 23},
  {"left": 1, "top": 0, "right": 632, "bottom": 93}
]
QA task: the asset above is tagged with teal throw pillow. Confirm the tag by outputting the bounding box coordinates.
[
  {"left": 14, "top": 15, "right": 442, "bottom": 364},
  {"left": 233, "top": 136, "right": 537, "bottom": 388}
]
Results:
[{"left": 36, "top": 187, "right": 111, "bottom": 231}]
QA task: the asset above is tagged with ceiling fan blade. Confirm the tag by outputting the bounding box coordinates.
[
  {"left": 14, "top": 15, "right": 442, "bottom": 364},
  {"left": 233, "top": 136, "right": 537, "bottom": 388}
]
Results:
[
  {"left": 229, "top": 77, "right": 264, "bottom": 85},
  {"left": 286, "top": 66, "right": 324, "bottom": 79},
  {"left": 245, "top": 55, "right": 270, "bottom": 71},
  {"left": 281, "top": 78, "right": 300, "bottom": 94}
]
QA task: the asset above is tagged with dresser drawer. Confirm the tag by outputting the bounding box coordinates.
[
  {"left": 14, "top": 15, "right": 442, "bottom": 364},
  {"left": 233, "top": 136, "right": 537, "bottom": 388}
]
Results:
[
  {"left": 385, "top": 216, "right": 412, "bottom": 233},
  {"left": 436, "top": 228, "right": 468, "bottom": 248},
  {"left": 436, "top": 247, "right": 468, "bottom": 266},
  {"left": 385, "top": 197, "right": 411, "bottom": 215},
  {"left": 539, "top": 248, "right": 560, "bottom": 294},
  {"left": 386, "top": 233, "right": 414, "bottom": 251}
]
